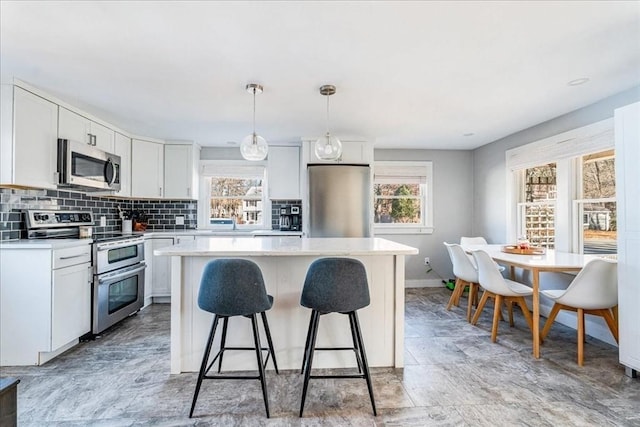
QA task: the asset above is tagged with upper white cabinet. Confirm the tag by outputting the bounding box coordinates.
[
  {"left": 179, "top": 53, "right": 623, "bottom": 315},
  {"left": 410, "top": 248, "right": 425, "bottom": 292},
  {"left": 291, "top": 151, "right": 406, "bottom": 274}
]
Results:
[
  {"left": 615, "top": 101, "right": 640, "bottom": 376},
  {"left": 114, "top": 132, "right": 132, "bottom": 197},
  {"left": 132, "top": 139, "right": 164, "bottom": 198},
  {"left": 0, "top": 85, "right": 58, "bottom": 189},
  {"left": 307, "top": 140, "right": 372, "bottom": 165},
  {"left": 59, "top": 107, "right": 115, "bottom": 152},
  {"left": 164, "top": 143, "right": 200, "bottom": 199},
  {"left": 268, "top": 145, "right": 301, "bottom": 199}
]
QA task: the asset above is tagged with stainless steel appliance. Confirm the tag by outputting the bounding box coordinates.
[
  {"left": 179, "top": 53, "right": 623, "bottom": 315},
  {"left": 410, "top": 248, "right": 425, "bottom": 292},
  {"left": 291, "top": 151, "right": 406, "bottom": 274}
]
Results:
[
  {"left": 92, "top": 234, "right": 145, "bottom": 334},
  {"left": 25, "top": 209, "right": 145, "bottom": 336},
  {"left": 308, "top": 164, "right": 372, "bottom": 237},
  {"left": 57, "top": 139, "right": 121, "bottom": 192},
  {"left": 279, "top": 205, "right": 302, "bottom": 231}
]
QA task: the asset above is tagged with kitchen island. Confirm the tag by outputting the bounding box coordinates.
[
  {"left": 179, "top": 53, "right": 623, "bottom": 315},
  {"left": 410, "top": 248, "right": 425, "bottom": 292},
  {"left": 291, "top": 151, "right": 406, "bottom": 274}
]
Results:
[{"left": 154, "top": 237, "right": 418, "bottom": 374}]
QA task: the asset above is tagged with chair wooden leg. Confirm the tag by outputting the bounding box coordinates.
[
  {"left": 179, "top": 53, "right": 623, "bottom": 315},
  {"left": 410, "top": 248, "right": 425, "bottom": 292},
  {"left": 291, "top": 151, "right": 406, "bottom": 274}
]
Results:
[
  {"left": 600, "top": 309, "right": 619, "bottom": 343},
  {"left": 507, "top": 300, "right": 515, "bottom": 327},
  {"left": 515, "top": 297, "right": 534, "bottom": 333},
  {"left": 540, "top": 303, "right": 561, "bottom": 341},
  {"left": 491, "top": 295, "right": 502, "bottom": 343},
  {"left": 446, "top": 278, "right": 465, "bottom": 310},
  {"left": 466, "top": 283, "right": 476, "bottom": 323},
  {"left": 577, "top": 308, "right": 585, "bottom": 367},
  {"left": 471, "top": 291, "right": 490, "bottom": 325}
]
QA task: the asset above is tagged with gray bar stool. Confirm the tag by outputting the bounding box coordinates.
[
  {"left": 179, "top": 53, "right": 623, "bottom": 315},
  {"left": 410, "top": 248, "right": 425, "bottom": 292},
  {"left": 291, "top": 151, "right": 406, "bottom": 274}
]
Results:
[
  {"left": 299, "top": 257, "right": 377, "bottom": 417},
  {"left": 189, "top": 259, "right": 278, "bottom": 418}
]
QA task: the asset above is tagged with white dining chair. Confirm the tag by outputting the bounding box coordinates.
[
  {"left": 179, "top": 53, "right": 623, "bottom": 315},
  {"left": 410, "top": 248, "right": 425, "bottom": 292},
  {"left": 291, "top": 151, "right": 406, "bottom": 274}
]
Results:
[
  {"left": 444, "top": 242, "right": 480, "bottom": 322},
  {"left": 540, "top": 258, "right": 618, "bottom": 366},
  {"left": 471, "top": 250, "right": 534, "bottom": 342},
  {"left": 460, "top": 236, "right": 488, "bottom": 246}
]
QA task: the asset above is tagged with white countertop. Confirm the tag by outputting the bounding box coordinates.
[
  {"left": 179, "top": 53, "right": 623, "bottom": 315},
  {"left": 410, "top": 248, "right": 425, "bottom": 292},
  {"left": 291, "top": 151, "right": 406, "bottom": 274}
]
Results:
[
  {"left": 154, "top": 237, "right": 419, "bottom": 257},
  {"left": 0, "top": 238, "right": 93, "bottom": 249},
  {"left": 144, "top": 229, "right": 303, "bottom": 237}
]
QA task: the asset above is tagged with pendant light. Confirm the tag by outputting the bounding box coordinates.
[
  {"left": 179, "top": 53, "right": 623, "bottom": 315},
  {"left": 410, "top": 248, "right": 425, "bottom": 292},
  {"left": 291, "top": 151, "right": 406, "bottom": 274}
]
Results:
[
  {"left": 315, "top": 84, "right": 342, "bottom": 160},
  {"left": 240, "top": 83, "right": 268, "bottom": 161}
]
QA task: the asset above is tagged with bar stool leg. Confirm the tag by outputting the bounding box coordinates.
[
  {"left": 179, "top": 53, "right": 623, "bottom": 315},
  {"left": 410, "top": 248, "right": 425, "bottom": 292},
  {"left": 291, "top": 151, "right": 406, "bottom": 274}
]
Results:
[
  {"left": 351, "top": 311, "right": 377, "bottom": 416},
  {"left": 217, "top": 316, "right": 229, "bottom": 373},
  {"left": 260, "top": 311, "right": 279, "bottom": 374},
  {"left": 300, "top": 310, "right": 320, "bottom": 417},
  {"left": 190, "top": 314, "right": 220, "bottom": 418},
  {"left": 300, "top": 310, "right": 317, "bottom": 374},
  {"left": 348, "top": 312, "right": 363, "bottom": 373},
  {"left": 251, "top": 314, "right": 270, "bottom": 418}
]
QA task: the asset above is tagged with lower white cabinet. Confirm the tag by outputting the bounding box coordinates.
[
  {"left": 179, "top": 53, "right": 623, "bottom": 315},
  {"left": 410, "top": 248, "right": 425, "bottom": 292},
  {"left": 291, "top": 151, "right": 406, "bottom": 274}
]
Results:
[
  {"left": 146, "top": 235, "right": 196, "bottom": 303},
  {"left": 0, "top": 243, "right": 92, "bottom": 366}
]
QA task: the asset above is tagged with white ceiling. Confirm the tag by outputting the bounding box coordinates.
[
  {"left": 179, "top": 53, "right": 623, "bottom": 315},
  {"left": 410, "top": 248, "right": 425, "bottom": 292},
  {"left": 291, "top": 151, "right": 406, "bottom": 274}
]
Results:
[{"left": 1, "top": 1, "right": 639, "bottom": 150}]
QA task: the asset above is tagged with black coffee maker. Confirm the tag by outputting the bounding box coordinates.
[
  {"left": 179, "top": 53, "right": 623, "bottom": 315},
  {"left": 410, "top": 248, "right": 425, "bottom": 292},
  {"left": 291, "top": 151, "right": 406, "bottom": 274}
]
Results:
[{"left": 279, "top": 205, "right": 301, "bottom": 231}]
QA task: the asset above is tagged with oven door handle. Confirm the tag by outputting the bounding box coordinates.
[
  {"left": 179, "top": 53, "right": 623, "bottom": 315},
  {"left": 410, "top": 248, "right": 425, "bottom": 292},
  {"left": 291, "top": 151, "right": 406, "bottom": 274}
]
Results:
[
  {"left": 96, "top": 239, "right": 144, "bottom": 251},
  {"left": 98, "top": 263, "right": 147, "bottom": 284}
]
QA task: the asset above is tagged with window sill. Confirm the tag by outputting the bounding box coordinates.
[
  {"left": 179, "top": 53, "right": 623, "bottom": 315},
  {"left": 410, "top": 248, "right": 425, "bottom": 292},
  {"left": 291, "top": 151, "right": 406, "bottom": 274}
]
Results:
[{"left": 374, "top": 226, "right": 434, "bottom": 235}]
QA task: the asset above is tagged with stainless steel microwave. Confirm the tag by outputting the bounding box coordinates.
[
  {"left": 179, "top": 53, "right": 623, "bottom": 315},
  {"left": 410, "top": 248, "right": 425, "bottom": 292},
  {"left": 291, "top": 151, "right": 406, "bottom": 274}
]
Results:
[{"left": 57, "top": 139, "right": 121, "bottom": 192}]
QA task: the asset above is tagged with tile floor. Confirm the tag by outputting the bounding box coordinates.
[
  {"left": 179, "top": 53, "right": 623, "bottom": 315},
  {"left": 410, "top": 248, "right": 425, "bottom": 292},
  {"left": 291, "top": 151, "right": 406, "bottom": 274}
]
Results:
[{"left": 2, "top": 288, "right": 639, "bottom": 426}]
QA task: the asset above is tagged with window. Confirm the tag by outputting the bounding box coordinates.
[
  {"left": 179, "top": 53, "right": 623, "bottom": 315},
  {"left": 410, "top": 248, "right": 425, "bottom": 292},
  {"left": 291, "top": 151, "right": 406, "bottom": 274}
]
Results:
[
  {"left": 575, "top": 149, "right": 616, "bottom": 254},
  {"left": 199, "top": 162, "right": 266, "bottom": 229},
  {"left": 517, "top": 163, "right": 557, "bottom": 249},
  {"left": 373, "top": 161, "right": 433, "bottom": 234},
  {"left": 507, "top": 119, "right": 615, "bottom": 254}
]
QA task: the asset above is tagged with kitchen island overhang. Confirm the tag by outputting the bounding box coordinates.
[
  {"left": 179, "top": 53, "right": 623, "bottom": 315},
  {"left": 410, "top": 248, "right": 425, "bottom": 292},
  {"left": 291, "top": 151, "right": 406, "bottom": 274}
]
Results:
[{"left": 154, "top": 237, "right": 419, "bottom": 374}]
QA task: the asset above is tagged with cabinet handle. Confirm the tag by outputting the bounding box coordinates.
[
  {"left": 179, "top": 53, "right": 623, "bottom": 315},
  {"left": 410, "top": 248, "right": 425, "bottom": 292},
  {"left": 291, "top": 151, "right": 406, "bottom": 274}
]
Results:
[
  {"left": 59, "top": 253, "right": 89, "bottom": 260},
  {"left": 87, "top": 133, "right": 92, "bottom": 145},
  {"left": 187, "top": 187, "right": 191, "bottom": 197},
  {"left": 159, "top": 187, "right": 162, "bottom": 197}
]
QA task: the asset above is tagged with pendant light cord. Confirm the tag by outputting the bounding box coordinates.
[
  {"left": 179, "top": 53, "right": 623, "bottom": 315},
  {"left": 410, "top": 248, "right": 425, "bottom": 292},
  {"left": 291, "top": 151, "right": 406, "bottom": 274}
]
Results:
[
  {"left": 252, "top": 87, "right": 257, "bottom": 137},
  {"left": 325, "top": 95, "right": 330, "bottom": 135}
]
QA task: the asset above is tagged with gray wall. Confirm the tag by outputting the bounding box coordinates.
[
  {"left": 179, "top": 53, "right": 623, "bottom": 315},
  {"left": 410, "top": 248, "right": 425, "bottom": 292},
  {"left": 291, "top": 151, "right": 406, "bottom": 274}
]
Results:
[
  {"left": 472, "top": 85, "right": 640, "bottom": 243},
  {"left": 375, "top": 149, "right": 473, "bottom": 283}
]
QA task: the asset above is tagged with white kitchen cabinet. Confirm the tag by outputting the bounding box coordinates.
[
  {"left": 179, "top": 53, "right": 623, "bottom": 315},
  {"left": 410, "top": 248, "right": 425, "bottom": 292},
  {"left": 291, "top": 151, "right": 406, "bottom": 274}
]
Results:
[
  {"left": 306, "top": 140, "right": 372, "bottom": 165},
  {"left": 132, "top": 138, "right": 165, "bottom": 198},
  {"left": 268, "top": 145, "right": 301, "bottom": 199},
  {"left": 59, "top": 107, "right": 115, "bottom": 152},
  {"left": 0, "top": 243, "right": 92, "bottom": 366},
  {"left": 615, "top": 101, "right": 640, "bottom": 377},
  {"left": 164, "top": 143, "right": 200, "bottom": 199},
  {"left": 114, "top": 132, "right": 132, "bottom": 197},
  {"left": 147, "top": 235, "right": 195, "bottom": 302},
  {"left": 0, "top": 85, "right": 58, "bottom": 189}
]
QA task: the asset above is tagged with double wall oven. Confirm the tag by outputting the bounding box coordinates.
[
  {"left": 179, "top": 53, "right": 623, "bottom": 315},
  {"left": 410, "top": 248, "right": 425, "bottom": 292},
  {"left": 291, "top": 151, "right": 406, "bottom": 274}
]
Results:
[{"left": 26, "top": 210, "right": 146, "bottom": 335}]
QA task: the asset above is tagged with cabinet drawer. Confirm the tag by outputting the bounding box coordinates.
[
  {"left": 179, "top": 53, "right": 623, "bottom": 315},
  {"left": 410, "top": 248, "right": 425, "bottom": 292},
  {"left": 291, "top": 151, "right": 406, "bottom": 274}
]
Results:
[{"left": 53, "top": 245, "right": 92, "bottom": 269}]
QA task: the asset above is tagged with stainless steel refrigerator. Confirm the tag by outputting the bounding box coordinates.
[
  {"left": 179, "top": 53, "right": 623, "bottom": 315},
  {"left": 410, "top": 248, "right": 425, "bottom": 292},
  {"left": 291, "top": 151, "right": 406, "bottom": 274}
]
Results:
[{"left": 308, "top": 164, "right": 372, "bottom": 237}]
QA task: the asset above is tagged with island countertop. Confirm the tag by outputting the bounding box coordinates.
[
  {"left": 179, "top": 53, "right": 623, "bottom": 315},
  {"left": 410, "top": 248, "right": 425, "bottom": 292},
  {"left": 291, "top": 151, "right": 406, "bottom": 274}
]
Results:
[{"left": 154, "top": 236, "right": 419, "bottom": 257}]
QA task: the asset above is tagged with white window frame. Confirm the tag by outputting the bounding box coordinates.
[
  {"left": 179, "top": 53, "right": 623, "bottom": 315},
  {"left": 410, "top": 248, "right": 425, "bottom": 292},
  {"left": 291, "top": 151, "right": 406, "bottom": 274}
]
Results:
[
  {"left": 198, "top": 160, "right": 270, "bottom": 230},
  {"left": 506, "top": 119, "right": 614, "bottom": 253},
  {"left": 373, "top": 161, "right": 433, "bottom": 235}
]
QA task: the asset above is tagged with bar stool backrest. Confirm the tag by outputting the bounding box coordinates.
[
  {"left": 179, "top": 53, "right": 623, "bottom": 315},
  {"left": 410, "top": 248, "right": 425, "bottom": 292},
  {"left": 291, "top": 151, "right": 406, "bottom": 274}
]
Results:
[
  {"left": 198, "top": 259, "right": 272, "bottom": 316},
  {"left": 301, "top": 257, "right": 370, "bottom": 313}
]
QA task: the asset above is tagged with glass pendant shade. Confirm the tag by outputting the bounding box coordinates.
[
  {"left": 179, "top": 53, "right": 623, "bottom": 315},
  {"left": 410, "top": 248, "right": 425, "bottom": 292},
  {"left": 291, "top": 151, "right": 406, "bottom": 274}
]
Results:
[
  {"left": 240, "top": 83, "right": 268, "bottom": 161},
  {"left": 240, "top": 132, "right": 268, "bottom": 161},
  {"left": 314, "top": 132, "right": 342, "bottom": 160},
  {"left": 316, "top": 84, "right": 342, "bottom": 160}
]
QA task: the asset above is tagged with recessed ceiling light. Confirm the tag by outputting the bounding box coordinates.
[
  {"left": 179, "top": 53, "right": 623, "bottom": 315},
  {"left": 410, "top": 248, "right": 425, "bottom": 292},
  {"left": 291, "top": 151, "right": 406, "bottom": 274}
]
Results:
[
  {"left": 567, "top": 78, "right": 590, "bottom": 86},
  {"left": 463, "top": 133, "right": 475, "bottom": 137}
]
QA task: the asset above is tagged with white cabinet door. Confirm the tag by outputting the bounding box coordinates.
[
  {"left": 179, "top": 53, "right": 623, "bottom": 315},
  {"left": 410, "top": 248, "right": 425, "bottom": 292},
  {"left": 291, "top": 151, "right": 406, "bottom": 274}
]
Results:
[
  {"left": 164, "top": 144, "right": 194, "bottom": 199},
  {"left": 175, "top": 235, "right": 196, "bottom": 245},
  {"left": 59, "top": 107, "right": 115, "bottom": 152},
  {"left": 90, "top": 120, "right": 115, "bottom": 152},
  {"left": 307, "top": 140, "right": 372, "bottom": 165},
  {"left": 151, "top": 238, "right": 175, "bottom": 297},
  {"left": 51, "top": 262, "right": 91, "bottom": 350},
  {"left": 143, "top": 239, "right": 154, "bottom": 307},
  {"left": 268, "top": 145, "right": 301, "bottom": 199},
  {"left": 615, "top": 101, "right": 640, "bottom": 374},
  {"left": 132, "top": 139, "right": 164, "bottom": 198},
  {"left": 114, "top": 132, "right": 132, "bottom": 197},
  {"left": 1, "top": 86, "right": 58, "bottom": 189}
]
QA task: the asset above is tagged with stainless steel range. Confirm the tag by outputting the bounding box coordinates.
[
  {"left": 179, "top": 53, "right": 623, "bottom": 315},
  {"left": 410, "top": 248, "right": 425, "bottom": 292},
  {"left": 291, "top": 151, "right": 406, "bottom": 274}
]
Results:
[{"left": 26, "top": 210, "right": 146, "bottom": 335}]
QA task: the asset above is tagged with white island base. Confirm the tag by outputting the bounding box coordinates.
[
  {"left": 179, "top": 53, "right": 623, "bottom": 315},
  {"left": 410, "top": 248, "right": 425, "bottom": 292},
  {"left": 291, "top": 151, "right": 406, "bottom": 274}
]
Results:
[{"left": 155, "top": 237, "right": 418, "bottom": 374}]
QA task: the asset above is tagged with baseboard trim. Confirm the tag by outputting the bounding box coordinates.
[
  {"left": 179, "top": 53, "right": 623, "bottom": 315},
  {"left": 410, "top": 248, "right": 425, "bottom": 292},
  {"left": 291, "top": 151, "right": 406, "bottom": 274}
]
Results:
[{"left": 406, "top": 279, "right": 443, "bottom": 288}]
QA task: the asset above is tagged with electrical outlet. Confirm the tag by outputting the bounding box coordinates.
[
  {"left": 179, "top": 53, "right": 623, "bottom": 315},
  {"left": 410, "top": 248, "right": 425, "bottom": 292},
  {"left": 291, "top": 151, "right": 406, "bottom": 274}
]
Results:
[
  {"left": 175, "top": 216, "right": 185, "bottom": 225},
  {"left": 100, "top": 216, "right": 107, "bottom": 227},
  {"left": 424, "top": 257, "right": 430, "bottom": 265}
]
